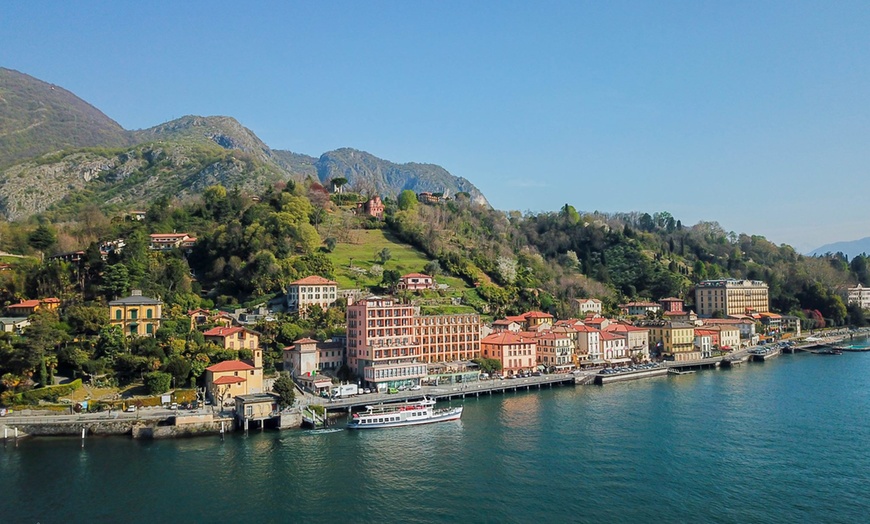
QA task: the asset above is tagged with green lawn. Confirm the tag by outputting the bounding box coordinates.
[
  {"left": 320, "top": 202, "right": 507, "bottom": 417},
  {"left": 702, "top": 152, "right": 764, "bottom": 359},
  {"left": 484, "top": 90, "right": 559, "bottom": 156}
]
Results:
[{"left": 325, "top": 229, "right": 471, "bottom": 295}]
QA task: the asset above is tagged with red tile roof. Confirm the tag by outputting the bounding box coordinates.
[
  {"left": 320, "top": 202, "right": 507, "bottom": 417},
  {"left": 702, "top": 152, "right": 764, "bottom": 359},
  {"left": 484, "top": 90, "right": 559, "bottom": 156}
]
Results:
[
  {"left": 212, "top": 375, "right": 247, "bottom": 385},
  {"left": 203, "top": 327, "right": 245, "bottom": 337},
  {"left": 293, "top": 338, "right": 318, "bottom": 344},
  {"left": 206, "top": 360, "right": 254, "bottom": 372},
  {"left": 9, "top": 299, "right": 40, "bottom": 308},
  {"left": 290, "top": 275, "right": 338, "bottom": 286},
  {"left": 524, "top": 311, "right": 554, "bottom": 319},
  {"left": 482, "top": 332, "right": 533, "bottom": 345},
  {"left": 401, "top": 273, "right": 432, "bottom": 279}
]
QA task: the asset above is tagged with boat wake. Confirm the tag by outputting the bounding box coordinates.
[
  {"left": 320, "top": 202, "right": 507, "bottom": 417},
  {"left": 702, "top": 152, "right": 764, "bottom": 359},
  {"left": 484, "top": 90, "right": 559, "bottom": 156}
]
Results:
[{"left": 307, "top": 428, "right": 345, "bottom": 434}]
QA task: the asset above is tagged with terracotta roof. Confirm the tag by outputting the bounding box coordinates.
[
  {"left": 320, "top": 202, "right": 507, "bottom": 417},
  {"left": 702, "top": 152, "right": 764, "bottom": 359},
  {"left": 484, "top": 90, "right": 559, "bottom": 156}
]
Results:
[
  {"left": 574, "top": 325, "right": 600, "bottom": 333},
  {"left": 599, "top": 331, "right": 626, "bottom": 341},
  {"left": 206, "top": 360, "right": 254, "bottom": 372},
  {"left": 481, "top": 332, "right": 533, "bottom": 345},
  {"left": 9, "top": 300, "right": 39, "bottom": 308},
  {"left": 293, "top": 337, "right": 318, "bottom": 344},
  {"left": 290, "top": 275, "right": 338, "bottom": 286},
  {"left": 505, "top": 315, "right": 527, "bottom": 323},
  {"left": 203, "top": 326, "right": 245, "bottom": 337},
  {"left": 492, "top": 319, "right": 517, "bottom": 326},
  {"left": 401, "top": 273, "right": 432, "bottom": 279},
  {"left": 524, "top": 311, "right": 554, "bottom": 319},
  {"left": 212, "top": 375, "right": 247, "bottom": 385},
  {"left": 604, "top": 324, "right": 647, "bottom": 333},
  {"left": 41, "top": 298, "right": 61, "bottom": 304}
]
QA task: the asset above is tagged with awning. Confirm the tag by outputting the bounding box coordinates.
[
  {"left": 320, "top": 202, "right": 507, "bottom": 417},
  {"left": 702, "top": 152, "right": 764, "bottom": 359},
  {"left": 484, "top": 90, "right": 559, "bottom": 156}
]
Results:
[{"left": 606, "top": 358, "right": 632, "bottom": 364}]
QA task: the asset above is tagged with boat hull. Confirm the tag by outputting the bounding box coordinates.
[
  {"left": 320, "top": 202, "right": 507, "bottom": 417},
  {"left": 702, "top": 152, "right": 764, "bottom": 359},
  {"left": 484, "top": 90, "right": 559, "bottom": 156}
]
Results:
[{"left": 347, "top": 407, "right": 463, "bottom": 429}]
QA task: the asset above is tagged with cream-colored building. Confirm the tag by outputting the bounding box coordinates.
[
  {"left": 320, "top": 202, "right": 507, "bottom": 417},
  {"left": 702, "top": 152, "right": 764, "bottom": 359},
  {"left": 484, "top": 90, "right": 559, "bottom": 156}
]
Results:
[
  {"left": 848, "top": 284, "right": 870, "bottom": 310},
  {"left": 108, "top": 291, "right": 162, "bottom": 337},
  {"left": 695, "top": 279, "right": 769, "bottom": 317},
  {"left": 535, "top": 331, "right": 574, "bottom": 370},
  {"left": 574, "top": 298, "right": 603, "bottom": 316},
  {"left": 286, "top": 275, "right": 339, "bottom": 316}
]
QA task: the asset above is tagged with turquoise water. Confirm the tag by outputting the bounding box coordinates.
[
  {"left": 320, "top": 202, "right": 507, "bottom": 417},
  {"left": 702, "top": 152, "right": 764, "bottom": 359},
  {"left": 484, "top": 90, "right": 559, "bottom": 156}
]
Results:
[{"left": 3, "top": 350, "right": 870, "bottom": 523}]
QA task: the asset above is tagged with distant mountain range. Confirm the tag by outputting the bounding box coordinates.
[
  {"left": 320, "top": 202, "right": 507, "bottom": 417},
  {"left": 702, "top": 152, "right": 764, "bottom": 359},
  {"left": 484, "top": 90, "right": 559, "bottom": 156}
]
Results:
[
  {"left": 0, "top": 67, "right": 488, "bottom": 220},
  {"left": 808, "top": 237, "right": 870, "bottom": 258}
]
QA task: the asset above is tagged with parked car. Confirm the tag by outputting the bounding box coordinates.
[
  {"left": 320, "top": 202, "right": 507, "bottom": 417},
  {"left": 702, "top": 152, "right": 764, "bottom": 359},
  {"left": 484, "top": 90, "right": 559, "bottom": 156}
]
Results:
[
  {"left": 125, "top": 405, "right": 136, "bottom": 412},
  {"left": 363, "top": 388, "right": 372, "bottom": 394},
  {"left": 410, "top": 384, "right": 421, "bottom": 391}
]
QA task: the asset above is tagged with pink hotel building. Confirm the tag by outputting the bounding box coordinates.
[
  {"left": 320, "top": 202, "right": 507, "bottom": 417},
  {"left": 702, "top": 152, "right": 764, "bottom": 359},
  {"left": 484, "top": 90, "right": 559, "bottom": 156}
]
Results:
[{"left": 346, "top": 296, "right": 481, "bottom": 391}]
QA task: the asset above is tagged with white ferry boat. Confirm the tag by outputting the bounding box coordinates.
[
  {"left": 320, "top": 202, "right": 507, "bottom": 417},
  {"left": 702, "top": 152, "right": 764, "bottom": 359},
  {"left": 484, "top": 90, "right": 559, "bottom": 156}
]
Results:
[{"left": 347, "top": 397, "right": 463, "bottom": 429}]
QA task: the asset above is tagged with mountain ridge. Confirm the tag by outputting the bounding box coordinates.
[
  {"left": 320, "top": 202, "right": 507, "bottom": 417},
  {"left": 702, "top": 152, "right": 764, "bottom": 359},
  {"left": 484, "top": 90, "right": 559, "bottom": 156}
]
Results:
[
  {"left": 0, "top": 70, "right": 489, "bottom": 219},
  {"left": 808, "top": 236, "right": 870, "bottom": 258}
]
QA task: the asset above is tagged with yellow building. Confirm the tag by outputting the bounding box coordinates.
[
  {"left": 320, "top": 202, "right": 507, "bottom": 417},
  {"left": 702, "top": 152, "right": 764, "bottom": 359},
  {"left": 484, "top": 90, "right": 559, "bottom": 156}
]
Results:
[
  {"left": 205, "top": 348, "right": 264, "bottom": 406},
  {"left": 108, "top": 291, "right": 162, "bottom": 337},
  {"left": 645, "top": 321, "right": 697, "bottom": 360},
  {"left": 203, "top": 326, "right": 260, "bottom": 350},
  {"left": 695, "top": 279, "right": 769, "bottom": 317}
]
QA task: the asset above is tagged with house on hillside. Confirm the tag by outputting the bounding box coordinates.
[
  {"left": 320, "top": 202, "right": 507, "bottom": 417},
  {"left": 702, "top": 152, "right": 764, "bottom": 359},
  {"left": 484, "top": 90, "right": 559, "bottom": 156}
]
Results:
[
  {"left": 397, "top": 273, "right": 435, "bottom": 291},
  {"left": 355, "top": 197, "right": 385, "bottom": 220},
  {"left": 286, "top": 275, "right": 339, "bottom": 316},
  {"left": 109, "top": 291, "right": 162, "bottom": 337},
  {"left": 6, "top": 297, "right": 60, "bottom": 317}
]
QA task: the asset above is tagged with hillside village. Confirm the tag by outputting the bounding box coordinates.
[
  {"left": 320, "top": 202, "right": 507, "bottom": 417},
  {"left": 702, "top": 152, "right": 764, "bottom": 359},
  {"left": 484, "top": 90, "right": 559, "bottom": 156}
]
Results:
[{"left": 2, "top": 67, "right": 870, "bottom": 417}]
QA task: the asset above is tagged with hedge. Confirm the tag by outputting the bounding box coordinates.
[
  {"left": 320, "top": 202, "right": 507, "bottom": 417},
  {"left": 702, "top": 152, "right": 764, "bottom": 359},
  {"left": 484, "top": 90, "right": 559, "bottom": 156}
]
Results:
[{"left": 12, "top": 379, "right": 83, "bottom": 405}]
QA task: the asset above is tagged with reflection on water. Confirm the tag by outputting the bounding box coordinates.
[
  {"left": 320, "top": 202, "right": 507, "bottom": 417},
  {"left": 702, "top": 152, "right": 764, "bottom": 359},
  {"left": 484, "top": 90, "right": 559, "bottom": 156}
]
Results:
[{"left": 4, "top": 353, "right": 870, "bottom": 523}]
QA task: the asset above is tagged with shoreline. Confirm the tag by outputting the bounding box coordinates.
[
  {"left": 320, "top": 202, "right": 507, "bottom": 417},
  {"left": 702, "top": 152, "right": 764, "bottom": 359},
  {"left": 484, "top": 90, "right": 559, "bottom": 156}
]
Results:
[{"left": 4, "top": 331, "right": 867, "bottom": 443}]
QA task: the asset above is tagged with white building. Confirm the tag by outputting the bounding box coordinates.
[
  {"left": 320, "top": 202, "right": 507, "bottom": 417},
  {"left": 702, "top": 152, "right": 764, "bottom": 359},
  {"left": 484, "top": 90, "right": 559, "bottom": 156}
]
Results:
[
  {"left": 286, "top": 275, "right": 339, "bottom": 316},
  {"left": 574, "top": 298, "right": 603, "bottom": 316},
  {"left": 848, "top": 284, "right": 870, "bottom": 310}
]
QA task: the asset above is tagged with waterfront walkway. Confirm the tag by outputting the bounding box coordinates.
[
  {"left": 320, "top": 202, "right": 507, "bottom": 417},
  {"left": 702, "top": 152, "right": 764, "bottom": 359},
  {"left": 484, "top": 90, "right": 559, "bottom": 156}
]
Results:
[{"left": 323, "top": 373, "right": 580, "bottom": 411}]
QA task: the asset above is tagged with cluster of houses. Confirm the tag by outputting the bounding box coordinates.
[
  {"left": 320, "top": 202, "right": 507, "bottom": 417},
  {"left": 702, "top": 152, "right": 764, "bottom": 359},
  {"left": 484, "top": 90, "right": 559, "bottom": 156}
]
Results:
[{"left": 5, "top": 275, "right": 804, "bottom": 405}]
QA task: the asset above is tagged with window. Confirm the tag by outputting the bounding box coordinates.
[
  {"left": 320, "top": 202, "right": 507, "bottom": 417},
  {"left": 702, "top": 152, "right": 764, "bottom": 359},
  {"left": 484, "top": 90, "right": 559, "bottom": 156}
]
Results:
[
  {"left": 146, "top": 309, "right": 153, "bottom": 319},
  {"left": 146, "top": 324, "right": 153, "bottom": 335},
  {"left": 115, "top": 310, "right": 122, "bottom": 320},
  {"left": 130, "top": 309, "right": 138, "bottom": 320}
]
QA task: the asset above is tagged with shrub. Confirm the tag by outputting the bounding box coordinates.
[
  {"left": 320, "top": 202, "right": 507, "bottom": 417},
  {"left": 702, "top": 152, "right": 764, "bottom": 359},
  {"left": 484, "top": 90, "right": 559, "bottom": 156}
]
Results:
[{"left": 143, "top": 371, "right": 172, "bottom": 395}]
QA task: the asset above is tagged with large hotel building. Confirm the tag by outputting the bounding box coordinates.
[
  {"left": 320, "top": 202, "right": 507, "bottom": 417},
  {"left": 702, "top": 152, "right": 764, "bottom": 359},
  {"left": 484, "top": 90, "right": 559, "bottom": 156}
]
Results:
[
  {"left": 346, "top": 296, "right": 481, "bottom": 391},
  {"left": 695, "top": 279, "right": 769, "bottom": 317}
]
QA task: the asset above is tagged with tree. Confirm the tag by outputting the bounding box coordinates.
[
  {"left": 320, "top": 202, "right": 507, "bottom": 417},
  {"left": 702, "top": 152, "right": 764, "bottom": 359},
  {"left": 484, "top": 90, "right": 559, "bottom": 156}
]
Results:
[
  {"left": 28, "top": 223, "right": 57, "bottom": 252},
  {"left": 377, "top": 247, "right": 392, "bottom": 265},
  {"left": 330, "top": 177, "right": 348, "bottom": 194},
  {"left": 272, "top": 372, "right": 296, "bottom": 409},
  {"left": 102, "top": 263, "right": 130, "bottom": 299},
  {"left": 144, "top": 371, "right": 172, "bottom": 395},
  {"left": 472, "top": 357, "right": 503, "bottom": 374},
  {"left": 397, "top": 190, "right": 418, "bottom": 211},
  {"left": 424, "top": 260, "right": 441, "bottom": 276}
]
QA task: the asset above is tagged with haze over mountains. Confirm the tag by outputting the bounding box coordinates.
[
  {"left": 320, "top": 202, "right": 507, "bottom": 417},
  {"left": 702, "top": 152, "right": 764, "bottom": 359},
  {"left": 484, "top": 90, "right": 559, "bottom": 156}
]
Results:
[
  {"left": 0, "top": 67, "right": 488, "bottom": 220},
  {"left": 808, "top": 237, "right": 870, "bottom": 259}
]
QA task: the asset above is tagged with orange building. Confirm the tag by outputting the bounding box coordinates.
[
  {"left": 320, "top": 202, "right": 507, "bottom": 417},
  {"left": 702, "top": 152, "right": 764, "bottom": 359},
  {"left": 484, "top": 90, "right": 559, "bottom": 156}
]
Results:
[
  {"left": 6, "top": 297, "right": 60, "bottom": 316},
  {"left": 481, "top": 332, "right": 536, "bottom": 376}
]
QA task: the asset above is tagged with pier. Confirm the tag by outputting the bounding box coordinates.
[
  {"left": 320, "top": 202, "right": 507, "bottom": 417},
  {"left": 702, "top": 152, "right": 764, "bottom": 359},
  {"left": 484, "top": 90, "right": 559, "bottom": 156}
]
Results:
[{"left": 322, "top": 373, "right": 579, "bottom": 412}]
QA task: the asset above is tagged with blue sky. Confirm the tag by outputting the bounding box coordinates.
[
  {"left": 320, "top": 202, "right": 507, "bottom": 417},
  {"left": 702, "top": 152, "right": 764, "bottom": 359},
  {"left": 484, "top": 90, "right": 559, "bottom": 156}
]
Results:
[{"left": 2, "top": 1, "right": 868, "bottom": 252}]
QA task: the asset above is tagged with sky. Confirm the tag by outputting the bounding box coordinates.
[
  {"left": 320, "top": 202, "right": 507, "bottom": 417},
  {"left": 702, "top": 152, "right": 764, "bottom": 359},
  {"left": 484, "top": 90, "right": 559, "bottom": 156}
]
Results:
[{"left": 2, "top": 1, "right": 868, "bottom": 253}]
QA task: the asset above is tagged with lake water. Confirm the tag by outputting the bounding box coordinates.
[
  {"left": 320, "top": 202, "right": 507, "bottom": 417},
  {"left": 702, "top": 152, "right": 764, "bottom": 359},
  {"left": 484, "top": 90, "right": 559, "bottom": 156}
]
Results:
[{"left": 3, "top": 348, "right": 870, "bottom": 523}]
